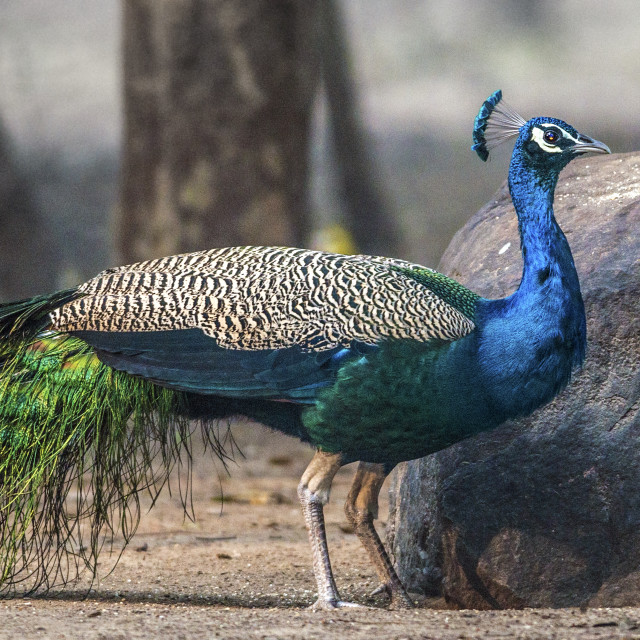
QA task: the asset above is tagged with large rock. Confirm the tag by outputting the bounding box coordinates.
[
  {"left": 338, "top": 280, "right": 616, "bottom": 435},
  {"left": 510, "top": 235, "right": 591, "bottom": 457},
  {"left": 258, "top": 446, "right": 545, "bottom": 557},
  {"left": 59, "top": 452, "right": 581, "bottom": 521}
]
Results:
[{"left": 387, "top": 152, "right": 640, "bottom": 609}]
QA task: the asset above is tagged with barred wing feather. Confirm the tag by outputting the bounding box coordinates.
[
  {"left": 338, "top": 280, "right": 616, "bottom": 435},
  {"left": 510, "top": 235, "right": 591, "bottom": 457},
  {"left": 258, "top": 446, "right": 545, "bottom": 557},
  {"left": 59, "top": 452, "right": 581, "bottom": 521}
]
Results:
[{"left": 50, "top": 247, "right": 477, "bottom": 400}]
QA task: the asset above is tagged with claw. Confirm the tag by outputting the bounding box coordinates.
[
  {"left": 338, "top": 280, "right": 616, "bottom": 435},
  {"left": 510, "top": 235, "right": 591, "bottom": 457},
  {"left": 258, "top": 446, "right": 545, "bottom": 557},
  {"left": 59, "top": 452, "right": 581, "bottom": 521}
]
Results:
[
  {"left": 369, "top": 582, "right": 414, "bottom": 609},
  {"left": 370, "top": 583, "right": 391, "bottom": 598},
  {"left": 310, "top": 598, "right": 368, "bottom": 611}
]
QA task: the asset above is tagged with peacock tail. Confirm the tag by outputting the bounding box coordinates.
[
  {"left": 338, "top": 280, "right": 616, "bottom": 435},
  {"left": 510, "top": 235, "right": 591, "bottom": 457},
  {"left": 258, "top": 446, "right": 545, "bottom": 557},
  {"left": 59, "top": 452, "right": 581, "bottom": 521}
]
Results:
[{"left": 0, "top": 294, "right": 234, "bottom": 594}]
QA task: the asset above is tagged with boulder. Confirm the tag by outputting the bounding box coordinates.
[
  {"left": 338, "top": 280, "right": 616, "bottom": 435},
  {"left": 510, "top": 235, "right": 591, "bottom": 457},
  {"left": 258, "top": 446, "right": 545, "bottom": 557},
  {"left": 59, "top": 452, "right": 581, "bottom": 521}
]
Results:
[{"left": 387, "top": 152, "right": 640, "bottom": 609}]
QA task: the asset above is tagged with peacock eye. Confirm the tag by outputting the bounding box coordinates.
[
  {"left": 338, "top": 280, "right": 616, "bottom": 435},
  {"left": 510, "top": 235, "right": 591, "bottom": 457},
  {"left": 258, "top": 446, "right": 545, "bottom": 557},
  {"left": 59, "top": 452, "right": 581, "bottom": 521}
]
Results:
[{"left": 543, "top": 129, "right": 559, "bottom": 144}]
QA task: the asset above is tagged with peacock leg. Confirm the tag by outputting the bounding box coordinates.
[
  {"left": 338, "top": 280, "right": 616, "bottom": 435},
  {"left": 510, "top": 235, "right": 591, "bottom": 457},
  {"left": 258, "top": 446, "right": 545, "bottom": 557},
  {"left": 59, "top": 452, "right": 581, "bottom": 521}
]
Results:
[
  {"left": 344, "top": 462, "right": 413, "bottom": 609},
  {"left": 297, "top": 450, "right": 363, "bottom": 609}
]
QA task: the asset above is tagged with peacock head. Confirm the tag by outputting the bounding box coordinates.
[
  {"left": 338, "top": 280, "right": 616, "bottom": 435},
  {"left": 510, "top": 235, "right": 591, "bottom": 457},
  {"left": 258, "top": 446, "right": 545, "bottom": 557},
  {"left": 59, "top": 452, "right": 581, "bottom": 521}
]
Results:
[{"left": 472, "top": 90, "right": 610, "bottom": 174}]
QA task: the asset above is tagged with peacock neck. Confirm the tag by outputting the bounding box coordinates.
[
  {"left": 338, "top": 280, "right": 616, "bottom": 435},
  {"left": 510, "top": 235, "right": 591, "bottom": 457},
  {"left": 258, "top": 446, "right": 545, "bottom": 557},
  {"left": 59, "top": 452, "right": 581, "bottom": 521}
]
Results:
[
  {"left": 467, "top": 152, "right": 588, "bottom": 423},
  {"left": 508, "top": 157, "right": 577, "bottom": 296}
]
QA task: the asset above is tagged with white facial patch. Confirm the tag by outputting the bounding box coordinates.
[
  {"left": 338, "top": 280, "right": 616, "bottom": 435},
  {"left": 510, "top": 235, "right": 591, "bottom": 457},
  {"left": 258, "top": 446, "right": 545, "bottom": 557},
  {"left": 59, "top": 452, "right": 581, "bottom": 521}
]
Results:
[
  {"left": 530, "top": 127, "right": 563, "bottom": 153},
  {"left": 531, "top": 123, "right": 580, "bottom": 154}
]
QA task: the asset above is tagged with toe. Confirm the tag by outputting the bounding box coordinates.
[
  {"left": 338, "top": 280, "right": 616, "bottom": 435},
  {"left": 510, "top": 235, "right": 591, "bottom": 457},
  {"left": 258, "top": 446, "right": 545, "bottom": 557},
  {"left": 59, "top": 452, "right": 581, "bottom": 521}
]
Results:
[
  {"left": 310, "top": 598, "right": 368, "bottom": 610},
  {"left": 369, "top": 583, "right": 392, "bottom": 599}
]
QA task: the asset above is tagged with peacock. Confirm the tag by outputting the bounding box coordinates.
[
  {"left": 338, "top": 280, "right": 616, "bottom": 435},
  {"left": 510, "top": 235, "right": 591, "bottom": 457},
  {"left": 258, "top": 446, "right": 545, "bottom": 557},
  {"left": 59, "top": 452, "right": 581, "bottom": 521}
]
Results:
[{"left": 0, "top": 91, "right": 610, "bottom": 608}]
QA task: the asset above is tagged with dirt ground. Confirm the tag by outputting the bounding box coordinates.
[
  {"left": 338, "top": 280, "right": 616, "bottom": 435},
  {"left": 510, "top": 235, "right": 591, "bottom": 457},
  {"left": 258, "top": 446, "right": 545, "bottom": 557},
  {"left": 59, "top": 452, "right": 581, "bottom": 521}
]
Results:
[{"left": 2, "top": 423, "right": 640, "bottom": 640}]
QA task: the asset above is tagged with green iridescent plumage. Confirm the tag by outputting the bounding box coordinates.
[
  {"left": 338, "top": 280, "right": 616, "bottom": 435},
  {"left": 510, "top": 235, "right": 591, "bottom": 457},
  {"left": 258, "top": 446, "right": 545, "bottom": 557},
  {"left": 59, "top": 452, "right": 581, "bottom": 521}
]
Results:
[
  {"left": 390, "top": 266, "right": 479, "bottom": 321},
  {"left": 303, "top": 338, "right": 489, "bottom": 464},
  {"left": 0, "top": 331, "right": 230, "bottom": 593}
]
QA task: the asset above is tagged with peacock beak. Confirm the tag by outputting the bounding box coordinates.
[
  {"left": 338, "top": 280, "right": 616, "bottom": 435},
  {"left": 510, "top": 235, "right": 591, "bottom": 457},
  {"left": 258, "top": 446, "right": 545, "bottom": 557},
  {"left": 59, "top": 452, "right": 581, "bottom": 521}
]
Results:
[{"left": 572, "top": 134, "right": 611, "bottom": 155}]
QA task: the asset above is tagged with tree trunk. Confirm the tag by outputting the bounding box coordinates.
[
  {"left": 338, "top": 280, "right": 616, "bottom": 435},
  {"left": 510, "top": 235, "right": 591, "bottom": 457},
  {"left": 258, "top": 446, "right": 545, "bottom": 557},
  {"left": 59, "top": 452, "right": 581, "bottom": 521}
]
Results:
[
  {"left": 119, "top": 0, "right": 319, "bottom": 263},
  {"left": 0, "top": 120, "right": 57, "bottom": 299},
  {"left": 319, "top": 0, "right": 400, "bottom": 257}
]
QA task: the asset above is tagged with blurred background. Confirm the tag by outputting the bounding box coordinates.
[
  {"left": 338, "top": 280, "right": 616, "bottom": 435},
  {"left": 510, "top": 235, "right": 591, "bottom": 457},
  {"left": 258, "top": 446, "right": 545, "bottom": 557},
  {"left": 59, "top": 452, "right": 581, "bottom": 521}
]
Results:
[{"left": 1, "top": 0, "right": 638, "bottom": 300}]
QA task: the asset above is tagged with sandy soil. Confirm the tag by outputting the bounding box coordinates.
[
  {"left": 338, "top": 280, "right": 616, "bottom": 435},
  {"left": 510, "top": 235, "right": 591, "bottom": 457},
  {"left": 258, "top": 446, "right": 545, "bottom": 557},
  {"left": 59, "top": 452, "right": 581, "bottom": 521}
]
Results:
[{"left": 1, "top": 423, "right": 639, "bottom": 640}]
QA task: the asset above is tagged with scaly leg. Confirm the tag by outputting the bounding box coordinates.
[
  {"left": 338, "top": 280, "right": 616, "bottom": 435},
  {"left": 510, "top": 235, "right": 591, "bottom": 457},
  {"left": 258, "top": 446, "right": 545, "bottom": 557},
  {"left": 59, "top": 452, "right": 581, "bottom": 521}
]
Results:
[
  {"left": 298, "top": 450, "right": 362, "bottom": 609},
  {"left": 344, "top": 462, "right": 413, "bottom": 609}
]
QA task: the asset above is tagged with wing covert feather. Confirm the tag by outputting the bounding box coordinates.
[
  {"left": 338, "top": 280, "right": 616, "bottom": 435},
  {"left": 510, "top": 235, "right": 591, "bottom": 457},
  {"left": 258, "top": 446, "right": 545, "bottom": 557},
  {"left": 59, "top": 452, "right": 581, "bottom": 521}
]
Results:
[{"left": 52, "top": 247, "right": 477, "bottom": 351}]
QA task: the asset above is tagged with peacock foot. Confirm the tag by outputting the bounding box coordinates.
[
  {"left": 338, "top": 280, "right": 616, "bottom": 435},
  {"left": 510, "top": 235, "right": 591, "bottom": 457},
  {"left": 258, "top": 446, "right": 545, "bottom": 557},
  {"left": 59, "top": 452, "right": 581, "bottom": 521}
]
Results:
[
  {"left": 310, "top": 598, "right": 368, "bottom": 611},
  {"left": 370, "top": 582, "right": 414, "bottom": 609}
]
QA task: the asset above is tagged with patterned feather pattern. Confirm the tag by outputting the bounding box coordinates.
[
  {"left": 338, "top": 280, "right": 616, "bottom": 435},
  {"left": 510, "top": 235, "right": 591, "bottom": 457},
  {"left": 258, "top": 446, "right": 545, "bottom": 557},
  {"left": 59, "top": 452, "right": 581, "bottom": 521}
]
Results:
[{"left": 51, "top": 246, "right": 476, "bottom": 350}]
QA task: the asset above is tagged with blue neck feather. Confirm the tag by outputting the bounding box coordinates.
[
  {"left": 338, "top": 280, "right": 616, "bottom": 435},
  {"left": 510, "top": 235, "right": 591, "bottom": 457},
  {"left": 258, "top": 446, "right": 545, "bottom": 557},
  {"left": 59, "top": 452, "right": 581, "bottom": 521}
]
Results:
[
  {"left": 509, "top": 152, "right": 564, "bottom": 293},
  {"left": 471, "top": 144, "right": 586, "bottom": 421}
]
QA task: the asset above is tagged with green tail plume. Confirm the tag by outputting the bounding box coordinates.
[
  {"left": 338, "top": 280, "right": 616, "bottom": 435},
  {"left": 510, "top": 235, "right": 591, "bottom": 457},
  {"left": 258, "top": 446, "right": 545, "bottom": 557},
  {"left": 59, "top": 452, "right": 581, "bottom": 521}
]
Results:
[{"left": 0, "top": 293, "right": 233, "bottom": 594}]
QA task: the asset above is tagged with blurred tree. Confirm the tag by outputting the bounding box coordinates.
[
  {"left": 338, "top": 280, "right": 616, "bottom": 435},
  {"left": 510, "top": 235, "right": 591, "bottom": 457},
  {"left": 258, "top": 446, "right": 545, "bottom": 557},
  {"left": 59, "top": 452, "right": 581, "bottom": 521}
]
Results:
[
  {"left": 0, "top": 119, "right": 57, "bottom": 299},
  {"left": 318, "top": 0, "right": 400, "bottom": 257},
  {"left": 119, "top": 0, "right": 320, "bottom": 262}
]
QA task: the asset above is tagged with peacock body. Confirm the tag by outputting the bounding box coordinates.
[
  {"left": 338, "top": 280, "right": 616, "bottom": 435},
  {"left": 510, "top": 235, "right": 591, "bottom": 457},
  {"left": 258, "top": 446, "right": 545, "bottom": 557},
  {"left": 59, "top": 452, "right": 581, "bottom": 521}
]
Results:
[{"left": 0, "top": 91, "right": 610, "bottom": 607}]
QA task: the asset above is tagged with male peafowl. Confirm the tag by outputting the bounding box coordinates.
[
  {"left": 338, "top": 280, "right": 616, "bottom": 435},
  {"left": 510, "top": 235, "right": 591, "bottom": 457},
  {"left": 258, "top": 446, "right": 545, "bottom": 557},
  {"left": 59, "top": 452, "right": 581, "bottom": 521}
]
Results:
[{"left": 0, "top": 91, "right": 610, "bottom": 608}]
